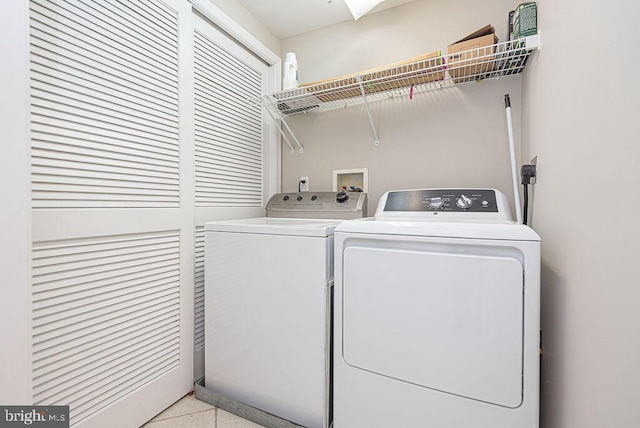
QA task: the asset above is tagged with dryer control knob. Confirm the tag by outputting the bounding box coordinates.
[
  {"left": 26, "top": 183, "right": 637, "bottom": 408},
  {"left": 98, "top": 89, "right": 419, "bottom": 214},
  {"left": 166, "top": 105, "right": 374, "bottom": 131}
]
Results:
[
  {"left": 429, "top": 197, "right": 444, "bottom": 209},
  {"left": 336, "top": 191, "right": 349, "bottom": 203},
  {"left": 457, "top": 195, "right": 473, "bottom": 209}
]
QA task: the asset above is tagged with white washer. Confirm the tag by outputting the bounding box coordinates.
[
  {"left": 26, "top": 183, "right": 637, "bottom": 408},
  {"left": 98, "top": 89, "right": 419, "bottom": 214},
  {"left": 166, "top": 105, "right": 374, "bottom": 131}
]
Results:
[
  {"left": 333, "top": 189, "right": 541, "bottom": 428},
  {"left": 205, "top": 192, "right": 366, "bottom": 428}
]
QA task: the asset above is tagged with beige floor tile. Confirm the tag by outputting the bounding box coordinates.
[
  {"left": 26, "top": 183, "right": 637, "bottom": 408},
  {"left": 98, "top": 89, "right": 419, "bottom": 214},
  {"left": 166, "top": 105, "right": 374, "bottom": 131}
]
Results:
[
  {"left": 143, "top": 409, "right": 216, "bottom": 428},
  {"left": 150, "top": 394, "right": 216, "bottom": 421},
  {"left": 217, "top": 409, "right": 265, "bottom": 428}
]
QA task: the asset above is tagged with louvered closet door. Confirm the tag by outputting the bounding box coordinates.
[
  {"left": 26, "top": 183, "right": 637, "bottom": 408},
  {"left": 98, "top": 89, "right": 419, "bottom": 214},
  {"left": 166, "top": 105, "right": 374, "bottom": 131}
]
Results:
[
  {"left": 29, "top": 0, "right": 195, "bottom": 427},
  {"left": 192, "top": 13, "right": 271, "bottom": 380}
]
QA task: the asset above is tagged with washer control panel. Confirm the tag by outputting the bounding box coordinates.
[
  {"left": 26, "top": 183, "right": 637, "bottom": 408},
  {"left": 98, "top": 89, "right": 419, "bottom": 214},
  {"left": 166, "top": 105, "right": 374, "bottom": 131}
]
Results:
[
  {"left": 266, "top": 191, "right": 368, "bottom": 219},
  {"left": 383, "top": 189, "right": 499, "bottom": 213}
]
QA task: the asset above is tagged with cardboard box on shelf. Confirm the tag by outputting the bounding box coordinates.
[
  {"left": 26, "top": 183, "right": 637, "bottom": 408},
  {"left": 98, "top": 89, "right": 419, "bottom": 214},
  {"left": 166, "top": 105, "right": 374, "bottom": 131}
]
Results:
[{"left": 447, "top": 25, "right": 498, "bottom": 82}]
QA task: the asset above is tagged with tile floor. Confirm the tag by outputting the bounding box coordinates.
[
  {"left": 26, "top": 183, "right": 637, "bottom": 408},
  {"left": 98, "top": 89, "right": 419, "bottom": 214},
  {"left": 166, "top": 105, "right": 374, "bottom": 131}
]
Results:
[{"left": 143, "top": 392, "right": 264, "bottom": 428}]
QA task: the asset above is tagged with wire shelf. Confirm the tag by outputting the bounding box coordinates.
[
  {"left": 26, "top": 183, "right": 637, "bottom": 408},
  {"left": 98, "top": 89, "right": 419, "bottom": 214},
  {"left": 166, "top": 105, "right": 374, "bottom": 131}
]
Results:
[{"left": 255, "top": 35, "right": 540, "bottom": 117}]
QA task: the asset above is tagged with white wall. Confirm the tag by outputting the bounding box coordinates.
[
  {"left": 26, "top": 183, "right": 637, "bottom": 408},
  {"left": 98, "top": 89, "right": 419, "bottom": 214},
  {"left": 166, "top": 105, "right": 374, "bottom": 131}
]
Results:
[
  {"left": 522, "top": 0, "right": 640, "bottom": 427},
  {"left": 205, "top": 0, "right": 280, "bottom": 55},
  {"left": 279, "top": 0, "right": 524, "bottom": 214},
  {"left": 280, "top": 81, "right": 522, "bottom": 215}
]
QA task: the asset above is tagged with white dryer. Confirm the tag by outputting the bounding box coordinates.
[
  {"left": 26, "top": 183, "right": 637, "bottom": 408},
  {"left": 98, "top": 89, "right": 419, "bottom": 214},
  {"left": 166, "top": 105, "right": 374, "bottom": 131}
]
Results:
[{"left": 333, "top": 189, "right": 540, "bottom": 428}]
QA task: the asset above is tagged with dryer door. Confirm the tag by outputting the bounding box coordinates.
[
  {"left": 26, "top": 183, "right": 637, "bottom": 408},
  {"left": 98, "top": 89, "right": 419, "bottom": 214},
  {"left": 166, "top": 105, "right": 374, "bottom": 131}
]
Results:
[{"left": 341, "top": 240, "right": 524, "bottom": 408}]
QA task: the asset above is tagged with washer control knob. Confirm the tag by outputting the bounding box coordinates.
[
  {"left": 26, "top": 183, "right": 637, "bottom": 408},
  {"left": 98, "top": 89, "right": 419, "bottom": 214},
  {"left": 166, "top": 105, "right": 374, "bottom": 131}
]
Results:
[
  {"left": 336, "top": 191, "right": 349, "bottom": 203},
  {"left": 283, "top": 195, "right": 290, "bottom": 201},
  {"left": 457, "top": 195, "right": 472, "bottom": 209},
  {"left": 429, "top": 197, "right": 444, "bottom": 209},
  {"left": 297, "top": 195, "right": 303, "bottom": 201}
]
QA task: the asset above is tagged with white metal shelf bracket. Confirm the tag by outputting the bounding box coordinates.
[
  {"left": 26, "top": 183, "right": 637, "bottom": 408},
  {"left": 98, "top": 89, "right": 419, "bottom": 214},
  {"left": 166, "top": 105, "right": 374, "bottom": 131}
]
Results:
[
  {"left": 265, "top": 105, "right": 304, "bottom": 154},
  {"left": 280, "top": 116, "right": 304, "bottom": 154},
  {"left": 356, "top": 75, "right": 381, "bottom": 147}
]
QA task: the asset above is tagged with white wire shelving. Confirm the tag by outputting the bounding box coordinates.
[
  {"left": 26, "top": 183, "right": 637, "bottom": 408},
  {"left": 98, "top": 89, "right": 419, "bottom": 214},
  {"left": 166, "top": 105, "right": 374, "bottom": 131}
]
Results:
[{"left": 254, "top": 34, "right": 540, "bottom": 154}]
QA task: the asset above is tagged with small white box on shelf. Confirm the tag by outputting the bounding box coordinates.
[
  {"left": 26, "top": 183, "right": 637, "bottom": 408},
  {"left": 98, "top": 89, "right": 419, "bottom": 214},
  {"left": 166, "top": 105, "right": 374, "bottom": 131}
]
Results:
[{"left": 333, "top": 168, "right": 368, "bottom": 193}]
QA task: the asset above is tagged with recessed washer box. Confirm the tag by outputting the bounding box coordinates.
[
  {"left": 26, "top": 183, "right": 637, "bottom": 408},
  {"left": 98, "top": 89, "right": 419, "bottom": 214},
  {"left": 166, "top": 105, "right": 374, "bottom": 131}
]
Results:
[{"left": 333, "top": 168, "right": 368, "bottom": 193}]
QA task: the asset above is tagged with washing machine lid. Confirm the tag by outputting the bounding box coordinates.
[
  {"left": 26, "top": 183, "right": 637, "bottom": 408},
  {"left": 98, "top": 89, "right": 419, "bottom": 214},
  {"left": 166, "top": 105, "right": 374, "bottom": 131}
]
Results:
[
  {"left": 205, "top": 217, "right": 341, "bottom": 237},
  {"left": 336, "top": 219, "right": 540, "bottom": 241}
]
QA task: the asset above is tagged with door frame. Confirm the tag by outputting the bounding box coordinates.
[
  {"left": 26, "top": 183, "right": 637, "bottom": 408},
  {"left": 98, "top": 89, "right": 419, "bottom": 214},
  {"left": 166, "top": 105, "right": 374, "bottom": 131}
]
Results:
[{"left": 0, "top": 0, "right": 32, "bottom": 405}]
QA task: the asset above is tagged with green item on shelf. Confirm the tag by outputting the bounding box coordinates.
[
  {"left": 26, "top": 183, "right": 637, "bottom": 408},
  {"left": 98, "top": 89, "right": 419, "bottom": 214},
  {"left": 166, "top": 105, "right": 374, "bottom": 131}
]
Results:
[{"left": 513, "top": 2, "right": 537, "bottom": 39}]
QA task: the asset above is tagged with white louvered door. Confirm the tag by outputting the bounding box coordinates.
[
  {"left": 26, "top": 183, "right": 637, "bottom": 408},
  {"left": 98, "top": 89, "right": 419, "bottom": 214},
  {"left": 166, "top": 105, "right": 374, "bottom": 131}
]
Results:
[
  {"left": 29, "top": 0, "right": 195, "bottom": 426},
  {"left": 192, "top": 12, "right": 273, "bottom": 380}
]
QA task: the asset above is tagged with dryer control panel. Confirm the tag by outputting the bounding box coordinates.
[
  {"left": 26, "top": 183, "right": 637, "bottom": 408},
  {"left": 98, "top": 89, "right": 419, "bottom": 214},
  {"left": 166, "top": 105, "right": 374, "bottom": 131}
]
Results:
[
  {"left": 375, "top": 189, "right": 513, "bottom": 221},
  {"left": 384, "top": 189, "right": 498, "bottom": 213}
]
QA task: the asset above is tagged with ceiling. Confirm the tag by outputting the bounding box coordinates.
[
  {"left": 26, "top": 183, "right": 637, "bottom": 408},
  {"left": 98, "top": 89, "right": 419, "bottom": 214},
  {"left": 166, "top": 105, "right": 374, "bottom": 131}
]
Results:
[{"left": 237, "top": 0, "right": 419, "bottom": 39}]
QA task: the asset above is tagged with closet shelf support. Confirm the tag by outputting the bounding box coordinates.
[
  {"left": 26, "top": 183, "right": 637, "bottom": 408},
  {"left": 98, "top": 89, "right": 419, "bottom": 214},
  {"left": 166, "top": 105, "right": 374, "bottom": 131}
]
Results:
[
  {"left": 280, "top": 116, "right": 304, "bottom": 154},
  {"left": 265, "top": 105, "right": 304, "bottom": 154},
  {"left": 356, "top": 75, "right": 381, "bottom": 147}
]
